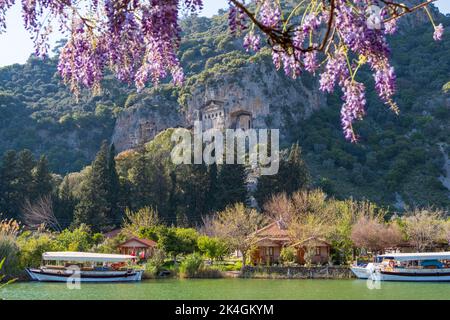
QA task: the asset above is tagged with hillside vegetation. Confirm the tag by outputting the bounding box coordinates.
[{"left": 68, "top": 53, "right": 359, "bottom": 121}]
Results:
[{"left": 0, "top": 9, "right": 449, "bottom": 210}]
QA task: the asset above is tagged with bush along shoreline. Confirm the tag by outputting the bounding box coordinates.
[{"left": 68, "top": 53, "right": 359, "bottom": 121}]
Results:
[
  {"left": 1, "top": 189, "right": 449, "bottom": 284},
  {"left": 240, "top": 266, "right": 355, "bottom": 280},
  {"left": 142, "top": 263, "right": 355, "bottom": 280}
]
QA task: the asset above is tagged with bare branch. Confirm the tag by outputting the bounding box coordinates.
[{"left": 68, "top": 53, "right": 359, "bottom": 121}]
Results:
[{"left": 21, "top": 196, "right": 61, "bottom": 232}]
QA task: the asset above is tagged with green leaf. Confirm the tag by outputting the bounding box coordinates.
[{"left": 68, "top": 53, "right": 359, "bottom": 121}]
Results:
[{"left": 0, "top": 257, "right": 17, "bottom": 290}]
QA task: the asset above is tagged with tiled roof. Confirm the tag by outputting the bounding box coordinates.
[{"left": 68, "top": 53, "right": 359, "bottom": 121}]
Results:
[
  {"left": 103, "top": 229, "right": 122, "bottom": 239},
  {"left": 253, "top": 221, "right": 290, "bottom": 238},
  {"left": 119, "top": 237, "right": 157, "bottom": 248},
  {"left": 291, "top": 237, "right": 330, "bottom": 248},
  {"left": 253, "top": 237, "right": 291, "bottom": 245}
]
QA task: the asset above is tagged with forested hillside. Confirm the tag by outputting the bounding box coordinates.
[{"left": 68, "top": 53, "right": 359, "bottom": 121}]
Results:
[
  {"left": 297, "top": 17, "right": 450, "bottom": 209},
  {"left": 0, "top": 7, "right": 449, "bottom": 212}
]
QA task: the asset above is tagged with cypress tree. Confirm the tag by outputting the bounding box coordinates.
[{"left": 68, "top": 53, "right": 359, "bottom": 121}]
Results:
[
  {"left": 130, "top": 151, "right": 153, "bottom": 209},
  {"left": 32, "top": 155, "right": 53, "bottom": 199},
  {"left": 206, "top": 162, "right": 218, "bottom": 213},
  {"left": 255, "top": 142, "right": 309, "bottom": 207},
  {"left": 0, "top": 150, "right": 19, "bottom": 219},
  {"left": 167, "top": 170, "right": 178, "bottom": 225},
  {"left": 254, "top": 170, "right": 279, "bottom": 207},
  {"left": 215, "top": 146, "right": 248, "bottom": 211},
  {"left": 74, "top": 141, "right": 110, "bottom": 231},
  {"left": 148, "top": 156, "right": 170, "bottom": 217},
  {"left": 281, "top": 142, "right": 309, "bottom": 195},
  {"left": 175, "top": 163, "right": 209, "bottom": 225},
  {"left": 107, "top": 143, "right": 121, "bottom": 224},
  {"left": 16, "top": 149, "right": 35, "bottom": 202},
  {"left": 54, "top": 177, "right": 76, "bottom": 228}
]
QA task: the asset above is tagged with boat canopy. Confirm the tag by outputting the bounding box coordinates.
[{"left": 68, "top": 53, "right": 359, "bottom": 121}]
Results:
[
  {"left": 42, "top": 252, "right": 136, "bottom": 263},
  {"left": 378, "top": 252, "right": 450, "bottom": 262}
]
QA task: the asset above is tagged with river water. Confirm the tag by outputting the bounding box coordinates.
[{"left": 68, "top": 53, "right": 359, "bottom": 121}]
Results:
[{"left": 2, "top": 279, "right": 450, "bottom": 300}]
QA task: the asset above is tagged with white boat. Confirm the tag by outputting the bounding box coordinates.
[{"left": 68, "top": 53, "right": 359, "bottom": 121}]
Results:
[
  {"left": 350, "top": 263, "right": 376, "bottom": 279},
  {"left": 351, "top": 252, "right": 450, "bottom": 282},
  {"left": 26, "top": 252, "right": 144, "bottom": 283}
]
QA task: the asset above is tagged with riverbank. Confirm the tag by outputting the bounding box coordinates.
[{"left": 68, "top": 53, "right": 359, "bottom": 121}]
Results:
[
  {"left": 240, "top": 266, "right": 355, "bottom": 279},
  {"left": 140, "top": 265, "right": 354, "bottom": 280}
]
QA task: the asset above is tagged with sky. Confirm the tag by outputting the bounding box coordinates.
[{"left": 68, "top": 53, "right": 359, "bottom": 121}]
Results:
[{"left": 0, "top": 0, "right": 449, "bottom": 67}]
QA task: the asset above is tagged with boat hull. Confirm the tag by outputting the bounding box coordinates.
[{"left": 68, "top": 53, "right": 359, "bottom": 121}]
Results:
[
  {"left": 351, "top": 266, "right": 370, "bottom": 279},
  {"left": 26, "top": 268, "right": 143, "bottom": 283},
  {"left": 351, "top": 263, "right": 376, "bottom": 279},
  {"left": 352, "top": 265, "right": 450, "bottom": 282},
  {"left": 378, "top": 271, "right": 450, "bottom": 282}
]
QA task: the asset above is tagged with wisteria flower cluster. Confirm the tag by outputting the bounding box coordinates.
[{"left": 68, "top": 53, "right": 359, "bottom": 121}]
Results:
[
  {"left": 0, "top": 0, "right": 445, "bottom": 141},
  {"left": 1, "top": 0, "right": 203, "bottom": 96},
  {"left": 230, "top": 0, "right": 445, "bottom": 141}
]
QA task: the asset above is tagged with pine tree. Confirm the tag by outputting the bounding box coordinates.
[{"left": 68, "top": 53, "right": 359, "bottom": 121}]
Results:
[
  {"left": 54, "top": 177, "right": 76, "bottom": 228},
  {"left": 148, "top": 156, "right": 170, "bottom": 217},
  {"left": 16, "top": 150, "right": 35, "bottom": 202},
  {"left": 255, "top": 142, "right": 309, "bottom": 207},
  {"left": 254, "top": 171, "right": 279, "bottom": 208},
  {"left": 107, "top": 144, "right": 121, "bottom": 224},
  {"left": 215, "top": 146, "right": 248, "bottom": 212},
  {"left": 175, "top": 163, "right": 209, "bottom": 225},
  {"left": 167, "top": 170, "right": 178, "bottom": 225},
  {"left": 130, "top": 151, "right": 153, "bottom": 209},
  {"left": 74, "top": 141, "right": 110, "bottom": 231},
  {"left": 281, "top": 142, "right": 309, "bottom": 195},
  {"left": 206, "top": 163, "right": 218, "bottom": 213},
  {"left": 0, "top": 150, "right": 19, "bottom": 219},
  {"left": 32, "top": 155, "right": 53, "bottom": 199}
]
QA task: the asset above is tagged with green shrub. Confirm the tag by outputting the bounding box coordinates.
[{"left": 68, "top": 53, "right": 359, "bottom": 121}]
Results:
[
  {"left": 280, "top": 247, "right": 297, "bottom": 265},
  {"left": 52, "top": 224, "right": 93, "bottom": 252},
  {"left": 197, "top": 236, "right": 228, "bottom": 262},
  {"left": 222, "top": 261, "right": 242, "bottom": 271},
  {"left": 145, "top": 263, "right": 159, "bottom": 278},
  {"left": 0, "top": 235, "right": 20, "bottom": 277},
  {"left": 179, "top": 253, "right": 203, "bottom": 278},
  {"left": 157, "top": 227, "right": 199, "bottom": 260},
  {"left": 144, "top": 249, "right": 166, "bottom": 278},
  {"left": 0, "top": 257, "right": 16, "bottom": 289},
  {"left": 92, "top": 233, "right": 105, "bottom": 245},
  {"left": 16, "top": 232, "right": 54, "bottom": 268},
  {"left": 92, "top": 235, "right": 125, "bottom": 254}
]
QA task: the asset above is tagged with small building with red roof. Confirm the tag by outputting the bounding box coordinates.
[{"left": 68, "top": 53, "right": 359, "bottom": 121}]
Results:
[
  {"left": 250, "top": 221, "right": 331, "bottom": 265},
  {"left": 250, "top": 221, "right": 291, "bottom": 265},
  {"left": 118, "top": 237, "right": 157, "bottom": 259}
]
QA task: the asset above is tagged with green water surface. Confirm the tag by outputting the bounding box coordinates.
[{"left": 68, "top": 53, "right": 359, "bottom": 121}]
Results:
[{"left": 2, "top": 278, "right": 450, "bottom": 300}]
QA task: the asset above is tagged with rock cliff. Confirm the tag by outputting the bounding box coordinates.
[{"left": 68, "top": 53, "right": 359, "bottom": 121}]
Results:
[{"left": 112, "top": 53, "right": 325, "bottom": 152}]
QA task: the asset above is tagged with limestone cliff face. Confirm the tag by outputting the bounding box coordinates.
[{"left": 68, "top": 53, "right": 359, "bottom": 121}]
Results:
[
  {"left": 111, "top": 3, "right": 444, "bottom": 153},
  {"left": 184, "top": 60, "right": 324, "bottom": 138},
  {"left": 112, "top": 57, "right": 326, "bottom": 152},
  {"left": 112, "top": 89, "right": 186, "bottom": 152}
]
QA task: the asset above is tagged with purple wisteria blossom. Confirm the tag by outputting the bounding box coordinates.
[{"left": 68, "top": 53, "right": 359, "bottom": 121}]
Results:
[
  {"left": 259, "top": 0, "right": 281, "bottom": 28},
  {"left": 341, "top": 79, "right": 366, "bottom": 143},
  {"left": 434, "top": 23, "right": 444, "bottom": 41},
  {"left": 0, "top": 0, "right": 445, "bottom": 141},
  {"left": 303, "top": 50, "right": 319, "bottom": 73},
  {"left": 384, "top": 20, "right": 398, "bottom": 35},
  {"left": 0, "top": 0, "right": 15, "bottom": 32},
  {"left": 228, "top": 1, "right": 247, "bottom": 34},
  {"left": 319, "top": 48, "right": 349, "bottom": 93},
  {"left": 243, "top": 32, "right": 261, "bottom": 52}
]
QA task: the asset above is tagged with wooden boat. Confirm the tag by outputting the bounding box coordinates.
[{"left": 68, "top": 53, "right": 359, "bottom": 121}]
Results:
[
  {"left": 351, "top": 252, "right": 450, "bottom": 282},
  {"left": 26, "top": 252, "right": 144, "bottom": 282}
]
